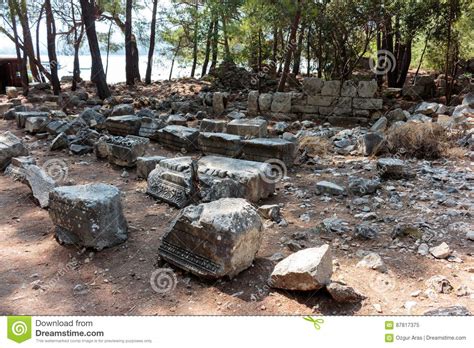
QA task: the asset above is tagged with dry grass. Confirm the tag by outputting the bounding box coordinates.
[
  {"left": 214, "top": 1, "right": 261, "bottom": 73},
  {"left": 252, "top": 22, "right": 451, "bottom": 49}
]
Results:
[
  {"left": 445, "top": 146, "right": 468, "bottom": 159},
  {"left": 386, "top": 122, "right": 448, "bottom": 159},
  {"left": 298, "top": 136, "right": 332, "bottom": 157}
]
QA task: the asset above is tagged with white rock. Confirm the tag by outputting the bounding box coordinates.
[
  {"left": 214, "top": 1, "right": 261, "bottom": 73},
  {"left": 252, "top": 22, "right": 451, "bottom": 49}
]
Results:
[{"left": 429, "top": 242, "right": 451, "bottom": 259}]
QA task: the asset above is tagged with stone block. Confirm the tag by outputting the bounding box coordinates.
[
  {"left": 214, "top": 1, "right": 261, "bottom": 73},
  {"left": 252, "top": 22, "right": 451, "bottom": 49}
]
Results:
[
  {"left": 258, "top": 93, "right": 273, "bottom": 111},
  {"left": 159, "top": 198, "right": 263, "bottom": 279},
  {"left": 248, "top": 90, "right": 259, "bottom": 115},
  {"left": 136, "top": 156, "right": 167, "bottom": 179},
  {"left": 25, "top": 165, "right": 57, "bottom": 208},
  {"left": 156, "top": 125, "right": 199, "bottom": 151},
  {"left": 357, "top": 80, "right": 378, "bottom": 98},
  {"left": 105, "top": 135, "right": 150, "bottom": 167},
  {"left": 105, "top": 115, "right": 141, "bottom": 136},
  {"left": 49, "top": 183, "right": 128, "bottom": 250},
  {"left": 198, "top": 132, "right": 243, "bottom": 157},
  {"left": 242, "top": 138, "right": 296, "bottom": 167},
  {"left": 307, "top": 95, "right": 337, "bottom": 107},
  {"left": 227, "top": 118, "right": 268, "bottom": 138},
  {"left": 271, "top": 92, "right": 292, "bottom": 113},
  {"left": 321, "top": 80, "right": 341, "bottom": 96},
  {"left": 15, "top": 111, "right": 48, "bottom": 128},
  {"left": 4, "top": 156, "right": 36, "bottom": 184},
  {"left": 139, "top": 117, "right": 166, "bottom": 140},
  {"left": 25, "top": 116, "right": 49, "bottom": 133},
  {"left": 353, "top": 98, "right": 383, "bottom": 110},
  {"left": 199, "top": 119, "right": 227, "bottom": 133},
  {"left": 0, "top": 131, "right": 28, "bottom": 170},
  {"left": 302, "top": 77, "right": 324, "bottom": 96}
]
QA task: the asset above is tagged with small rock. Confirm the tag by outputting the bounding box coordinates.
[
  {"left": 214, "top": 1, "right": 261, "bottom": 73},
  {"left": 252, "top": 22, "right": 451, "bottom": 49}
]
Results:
[
  {"left": 356, "top": 252, "right": 387, "bottom": 273},
  {"left": 424, "top": 306, "right": 471, "bottom": 316},
  {"left": 316, "top": 181, "right": 345, "bottom": 195},
  {"left": 326, "top": 282, "right": 365, "bottom": 303},
  {"left": 354, "top": 224, "right": 379, "bottom": 240},
  {"left": 426, "top": 275, "right": 453, "bottom": 294},
  {"left": 429, "top": 242, "right": 452, "bottom": 259}
]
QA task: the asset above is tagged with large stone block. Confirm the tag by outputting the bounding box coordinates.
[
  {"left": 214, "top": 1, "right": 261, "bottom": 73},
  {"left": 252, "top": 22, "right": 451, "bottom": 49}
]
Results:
[
  {"left": 197, "top": 156, "right": 275, "bottom": 202},
  {"left": 4, "top": 156, "right": 36, "bottom": 184},
  {"left": 212, "top": 92, "right": 226, "bottom": 115},
  {"left": 0, "top": 131, "right": 28, "bottom": 170},
  {"left": 25, "top": 116, "right": 49, "bottom": 134},
  {"left": 353, "top": 98, "right": 383, "bottom": 110},
  {"left": 271, "top": 92, "right": 291, "bottom": 113},
  {"left": 15, "top": 111, "right": 48, "bottom": 128},
  {"left": 247, "top": 90, "right": 259, "bottom": 115},
  {"left": 136, "top": 156, "right": 167, "bottom": 179},
  {"left": 104, "top": 135, "right": 150, "bottom": 167},
  {"left": 159, "top": 198, "right": 263, "bottom": 279},
  {"left": 0, "top": 102, "right": 14, "bottom": 117},
  {"left": 227, "top": 118, "right": 268, "bottom": 138},
  {"left": 357, "top": 80, "right": 378, "bottom": 98},
  {"left": 198, "top": 132, "right": 243, "bottom": 157},
  {"left": 302, "top": 77, "right": 324, "bottom": 96},
  {"left": 147, "top": 157, "right": 198, "bottom": 208},
  {"left": 156, "top": 125, "right": 199, "bottom": 151},
  {"left": 242, "top": 138, "right": 296, "bottom": 167},
  {"left": 105, "top": 115, "right": 141, "bottom": 136},
  {"left": 341, "top": 80, "right": 357, "bottom": 97},
  {"left": 321, "top": 80, "right": 341, "bottom": 96},
  {"left": 25, "top": 165, "right": 57, "bottom": 208},
  {"left": 49, "top": 184, "right": 128, "bottom": 250},
  {"left": 139, "top": 117, "right": 166, "bottom": 140},
  {"left": 199, "top": 118, "right": 227, "bottom": 133},
  {"left": 258, "top": 93, "right": 273, "bottom": 111},
  {"left": 307, "top": 95, "right": 337, "bottom": 107}
]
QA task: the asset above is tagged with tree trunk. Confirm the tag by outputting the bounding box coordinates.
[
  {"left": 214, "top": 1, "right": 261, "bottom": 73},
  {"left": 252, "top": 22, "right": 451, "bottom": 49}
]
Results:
[
  {"left": 71, "top": 0, "right": 82, "bottom": 91},
  {"left": 306, "top": 24, "right": 311, "bottom": 76},
  {"left": 210, "top": 19, "right": 218, "bottom": 70},
  {"left": 44, "top": 0, "right": 60, "bottom": 94},
  {"left": 16, "top": 0, "right": 40, "bottom": 81},
  {"left": 277, "top": 0, "right": 301, "bottom": 92},
  {"left": 8, "top": 0, "right": 29, "bottom": 94},
  {"left": 292, "top": 20, "right": 305, "bottom": 75},
  {"left": 201, "top": 20, "right": 214, "bottom": 76},
  {"left": 105, "top": 20, "right": 113, "bottom": 78},
  {"left": 36, "top": 4, "right": 45, "bottom": 82},
  {"left": 125, "top": 0, "right": 134, "bottom": 85},
  {"left": 222, "top": 14, "right": 231, "bottom": 62},
  {"left": 79, "top": 0, "right": 110, "bottom": 99},
  {"left": 145, "top": 0, "right": 158, "bottom": 84},
  {"left": 169, "top": 37, "right": 182, "bottom": 81},
  {"left": 190, "top": 0, "right": 199, "bottom": 77}
]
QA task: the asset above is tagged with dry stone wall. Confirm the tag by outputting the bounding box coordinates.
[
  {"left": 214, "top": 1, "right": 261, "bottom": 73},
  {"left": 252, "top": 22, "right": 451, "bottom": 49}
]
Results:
[{"left": 247, "top": 78, "right": 383, "bottom": 125}]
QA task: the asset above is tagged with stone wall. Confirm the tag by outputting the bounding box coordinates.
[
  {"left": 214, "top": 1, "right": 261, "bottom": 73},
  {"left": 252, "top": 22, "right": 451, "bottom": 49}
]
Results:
[{"left": 247, "top": 78, "right": 383, "bottom": 125}]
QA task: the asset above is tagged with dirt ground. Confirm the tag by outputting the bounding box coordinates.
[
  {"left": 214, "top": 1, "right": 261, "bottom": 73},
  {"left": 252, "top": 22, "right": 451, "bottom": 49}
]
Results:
[{"left": 0, "top": 84, "right": 473, "bottom": 316}]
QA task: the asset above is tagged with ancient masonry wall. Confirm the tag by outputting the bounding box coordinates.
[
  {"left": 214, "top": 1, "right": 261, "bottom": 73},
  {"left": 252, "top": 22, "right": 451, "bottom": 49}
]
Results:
[{"left": 246, "top": 78, "right": 384, "bottom": 124}]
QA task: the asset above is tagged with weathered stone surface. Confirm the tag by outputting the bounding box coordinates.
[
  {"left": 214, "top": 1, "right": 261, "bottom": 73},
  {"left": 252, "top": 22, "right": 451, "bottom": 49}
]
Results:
[
  {"left": 321, "top": 80, "right": 341, "bottom": 96},
  {"left": 49, "top": 183, "right": 128, "bottom": 250},
  {"left": 226, "top": 111, "right": 246, "bottom": 120},
  {"left": 4, "top": 156, "right": 36, "bottom": 184},
  {"left": 25, "top": 116, "right": 49, "bottom": 133},
  {"left": 15, "top": 111, "right": 49, "bottom": 128},
  {"left": 157, "top": 125, "right": 199, "bottom": 151},
  {"left": 0, "top": 131, "right": 28, "bottom": 170},
  {"left": 377, "top": 158, "right": 408, "bottom": 179},
  {"left": 415, "top": 102, "right": 439, "bottom": 115},
  {"left": 271, "top": 92, "right": 291, "bottom": 113},
  {"left": 426, "top": 275, "right": 453, "bottom": 294},
  {"left": 159, "top": 198, "right": 263, "bottom": 279},
  {"left": 348, "top": 177, "right": 380, "bottom": 195},
  {"left": 111, "top": 103, "right": 134, "bottom": 116},
  {"left": 0, "top": 102, "right": 13, "bottom": 117},
  {"left": 50, "top": 132, "right": 69, "bottom": 151},
  {"left": 70, "top": 144, "right": 93, "bottom": 155},
  {"left": 258, "top": 93, "right": 273, "bottom": 111},
  {"left": 138, "top": 117, "right": 166, "bottom": 140},
  {"left": 327, "top": 282, "right": 365, "bottom": 303},
  {"left": 353, "top": 98, "right": 383, "bottom": 110},
  {"left": 212, "top": 92, "right": 226, "bottom": 115},
  {"left": 46, "top": 120, "right": 69, "bottom": 135},
  {"left": 302, "top": 77, "right": 324, "bottom": 96},
  {"left": 354, "top": 224, "right": 379, "bottom": 239},
  {"left": 341, "top": 80, "right": 357, "bottom": 97},
  {"left": 227, "top": 118, "right": 267, "bottom": 138},
  {"left": 268, "top": 245, "right": 333, "bottom": 291},
  {"left": 105, "top": 115, "right": 141, "bottom": 136},
  {"left": 147, "top": 157, "right": 198, "bottom": 208},
  {"left": 356, "top": 252, "right": 387, "bottom": 273},
  {"left": 80, "top": 108, "right": 106, "bottom": 129},
  {"left": 307, "top": 95, "right": 337, "bottom": 107},
  {"left": 429, "top": 242, "right": 452, "bottom": 259},
  {"left": 136, "top": 156, "right": 166, "bottom": 179},
  {"left": 104, "top": 135, "right": 149, "bottom": 167},
  {"left": 357, "top": 80, "right": 377, "bottom": 98},
  {"left": 198, "top": 156, "right": 275, "bottom": 203},
  {"left": 370, "top": 116, "right": 388, "bottom": 132},
  {"left": 258, "top": 204, "right": 281, "bottom": 222},
  {"left": 242, "top": 138, "right": 296, "bottom": 167},
  {"left": 6, "top": 86, "right": 18, "bottom": 98},
  {"left": 166, "top": 114, "right": 187, "bottom": 126},
  {"left": 199, "top": 118, "right": 227, "bottom": 133},
  {"left": 386, "top": 108, "right": 408, "bottom": 123},
  {"left": 248, "top": 90, "right": 259, "bottom": 115},
  {"left": 198, "top": 132, "right": 243, "bottom": 157},
  {"left": 358, "top": 132, "right": 385, "bottom": 156},
  {"left": 25, "top": 165, "right": 57, "bottom": 208},
  {"left": 316, "top": 181, "right": 345, "bottom": 195},
  {"left": 424, "top": 306, "right": 471, "bottom": 316}
]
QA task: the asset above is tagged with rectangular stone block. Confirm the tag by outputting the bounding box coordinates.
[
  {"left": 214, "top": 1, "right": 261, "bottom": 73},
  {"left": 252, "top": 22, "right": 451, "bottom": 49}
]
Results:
[
  {"left": 4, "top": 156, "right": 36, "bottom": 184},
  {"left": 199, "top": 118, "right": 227, "bottom": 133},
  {"left": 302, "top": 77, "right": 324, "bottom": 96},
  {"left": 259, "top": 93, "right": 273, "bottom": 111},
  {"left": 15, "top": 111, "right": 48, "bottom": 128},
  {"left": 197, "top": 156, "right": 275, "bottom": 202},
  {"left": 0, "top": 131, "right": 28, "bottom": 170},
  {"left": 147, "top": 157, "right": 198, "bottom": 208},
  {"left": 271, "top": 92, "right": 291, "bottom": 113},
  {"left": 353, "top": 98, "right": 383, "bottom": 110},
  {"left": 157, "top": 125, "right": 199, "bottom": 151},
  {"left": 105, "top": 135, "right": 150, "bottom": 167},
  {"left": 357, "top": 80, "right": 378, "bottom": 98},
  {"left": 291, "top": 104, "right": 319, "bottom": 113},
  {"left": 105, "top": 115, "right": 141, "bottom": 136},
  {"left": 227, "top": 118, "right": 267, "bottom": 138},
  {"left": 242, "top": 138, "right": 296, "bottom": 167},
  {"left": 139, "top": 117, "right": 166, "bottom": 140},
  {"left": 25, "top": 116, "right": 49, "bottom": 134},
  {"left": 248, "top": 90, "right": 259, "bottom": 115},
  {"left": 159, "top": 198, "right": 263, "bottom": 279},
  {"left": 136, "top": 156, "right": 167, "bottom": 179},
  {"left": 307, "top": 95, "right": 337, "bottom": 107},
  {"left": 198, "top": 132, "right": 243, "bottom": 157},
  {"left": 49, "top": 183, "right": 128, "bottom": 250},
  {"left": 321, "top": 80, "right": 341, "bottom": 96}
]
